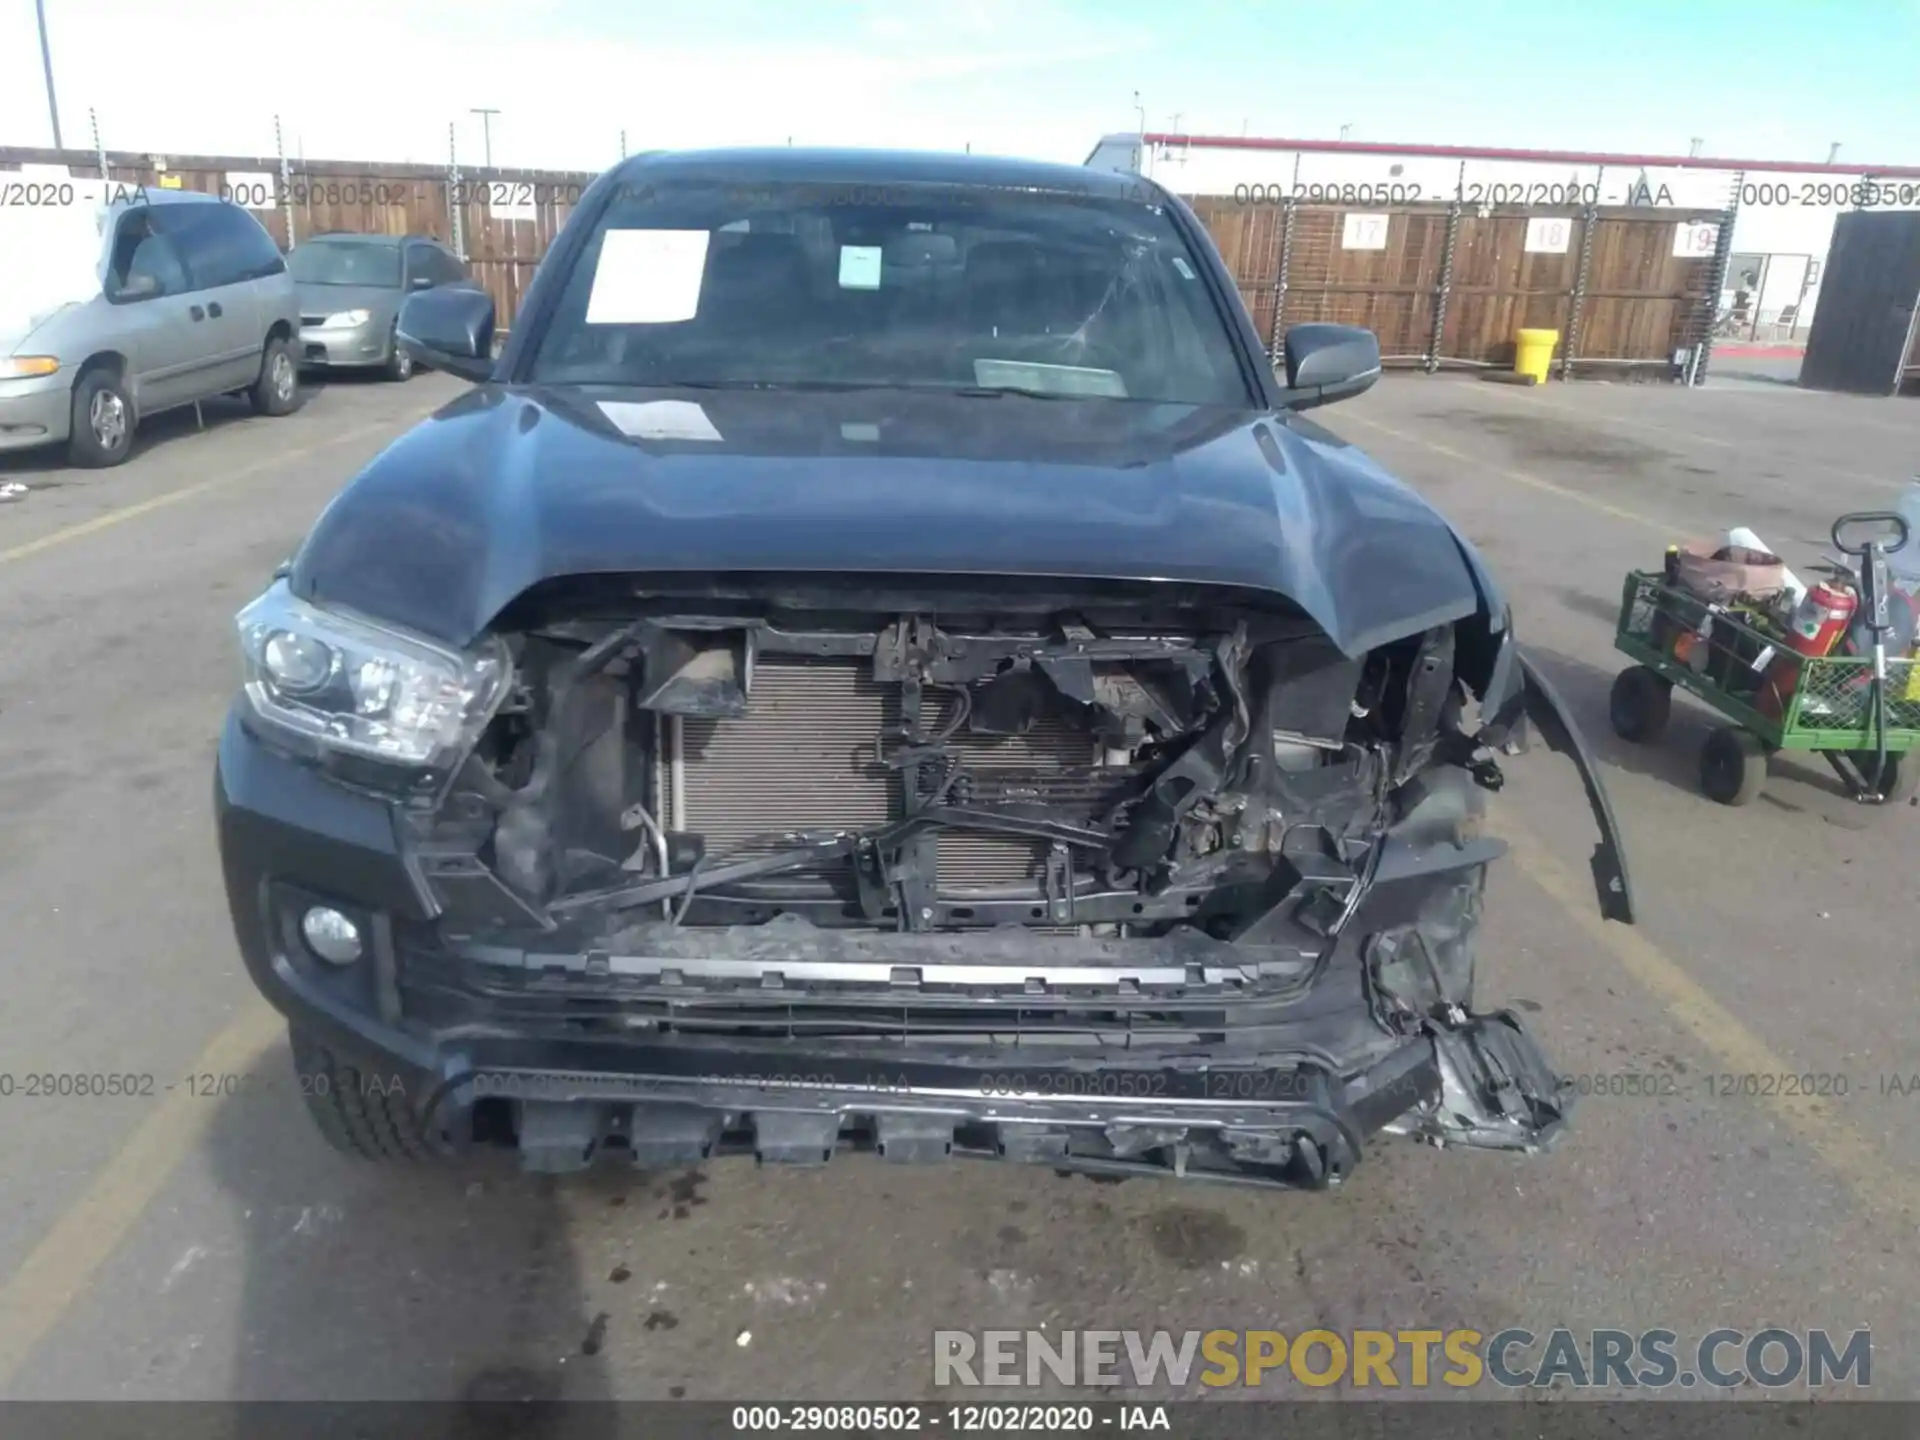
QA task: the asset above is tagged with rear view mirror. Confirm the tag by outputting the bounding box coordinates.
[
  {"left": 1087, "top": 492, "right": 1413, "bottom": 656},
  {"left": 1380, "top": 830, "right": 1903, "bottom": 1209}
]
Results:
[
  {"left": 1279, "top": 324, "right": 1381, "bottom": 411},
  {"left": 397, "top": 287, "right": 496, "bottom": 383}
]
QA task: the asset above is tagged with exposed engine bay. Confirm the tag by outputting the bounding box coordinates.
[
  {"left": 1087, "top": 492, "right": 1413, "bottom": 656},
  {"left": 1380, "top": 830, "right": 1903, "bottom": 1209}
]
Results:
[
  {"left": 416, "top": 577, "right": 1499, "bottom": 946},
  {"left": 356, "top": 575, "right": 1610, "bottom": 1177}
]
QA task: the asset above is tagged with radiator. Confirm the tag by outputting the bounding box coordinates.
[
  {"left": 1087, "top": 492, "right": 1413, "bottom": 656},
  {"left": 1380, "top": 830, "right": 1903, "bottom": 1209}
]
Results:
[{"left": 674, "top": 657, "right": 1097, "bottom": 891}]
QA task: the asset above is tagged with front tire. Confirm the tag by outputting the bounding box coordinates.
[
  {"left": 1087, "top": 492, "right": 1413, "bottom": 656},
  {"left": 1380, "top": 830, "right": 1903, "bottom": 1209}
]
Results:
[
  {"left": 249, "top": 336, "right": 300, "bottom": 416},
  {"left": 290, "top": 1029, "right": 439, "bottom": 1162},
  {"left": 67, "top": 369, "right": 136, "bottom": 468},
  {"left": 384, "top": 329, "right": 415, "bottom": 382},
  {"left": 1700, "top": 725, "right": 1767, "bottom": 806},
  {"left": 1843, "top": 749, "right": 1920, "bottom": 804}
]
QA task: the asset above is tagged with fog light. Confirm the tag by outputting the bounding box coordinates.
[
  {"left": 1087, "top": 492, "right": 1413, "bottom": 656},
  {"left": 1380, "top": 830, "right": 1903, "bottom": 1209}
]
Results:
[{"left": 301, "top": 906, "right": 363, "bottom": 965}]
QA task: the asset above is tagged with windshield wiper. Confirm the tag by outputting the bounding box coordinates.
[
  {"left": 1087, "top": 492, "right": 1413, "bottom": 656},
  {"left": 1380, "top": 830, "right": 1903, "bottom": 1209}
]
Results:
[
  {"left": 666, "top": 380, "right": 924, "bottom": 394},
  {"left": 661, "top": 380, "right": 795, "bottom": 391},
  {"left": 653, "top": 380, "right": 1088, "bottom": 400},
  {"left": 950, "top": 385, "right": 1082, "bottom": 401}
]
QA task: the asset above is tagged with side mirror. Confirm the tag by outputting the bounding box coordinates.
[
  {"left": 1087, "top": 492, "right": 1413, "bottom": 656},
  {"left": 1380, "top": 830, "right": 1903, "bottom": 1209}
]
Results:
[
  {"left": 1278, "top": 323, "right": 1381, "bottom": 411},
  {"left": 409, "top": 273, "right": 434, "bottom": 290},
  {"left": 397, "top": 287, "right": 496, "bottom": 383}
]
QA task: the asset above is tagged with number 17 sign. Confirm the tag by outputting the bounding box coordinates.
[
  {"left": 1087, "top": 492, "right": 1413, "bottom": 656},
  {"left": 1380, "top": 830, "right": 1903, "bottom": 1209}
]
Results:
[{"left": 1341, "top": 213, "right": 1390, "bottom": 250}]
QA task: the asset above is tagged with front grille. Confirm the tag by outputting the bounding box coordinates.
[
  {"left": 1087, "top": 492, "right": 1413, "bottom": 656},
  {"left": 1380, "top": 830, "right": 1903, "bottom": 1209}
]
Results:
[
  {"left": 676, "top": 657, "right": 1098, "bottom": 891},
  {"left": 397, "top": 948, "right": 1237, "bottom": 1043},
  {"left": 299, "top": 315, "right": 327, "bottom": 327}
]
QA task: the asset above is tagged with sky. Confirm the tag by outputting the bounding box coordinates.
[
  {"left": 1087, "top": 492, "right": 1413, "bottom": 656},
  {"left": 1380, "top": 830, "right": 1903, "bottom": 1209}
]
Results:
[{"left": 3, "top": 0, "right": 1919, "bottom": 173}]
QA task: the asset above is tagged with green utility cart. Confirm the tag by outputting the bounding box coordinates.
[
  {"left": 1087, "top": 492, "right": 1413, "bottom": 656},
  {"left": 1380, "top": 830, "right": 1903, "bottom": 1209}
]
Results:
[{"left": 1607, "top": 516, "right": 1920, "bottom": 807}]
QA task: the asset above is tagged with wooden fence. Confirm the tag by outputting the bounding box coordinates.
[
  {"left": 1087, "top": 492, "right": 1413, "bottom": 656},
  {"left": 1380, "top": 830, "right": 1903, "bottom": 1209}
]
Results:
[
  {"left": 0, "top": 146, "right": 599, "bottom": 337},
  {"left": 1186, "top": 196, "right": 1730, "bottom": 377},
  {"left": 4, "top": 146, "right": 1731, "bottom": 376}
]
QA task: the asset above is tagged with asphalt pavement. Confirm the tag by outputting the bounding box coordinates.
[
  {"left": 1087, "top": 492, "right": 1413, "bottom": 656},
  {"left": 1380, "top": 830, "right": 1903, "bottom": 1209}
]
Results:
[{"left": 1, "top": 367, "right": 1916, "bottom": 1405}]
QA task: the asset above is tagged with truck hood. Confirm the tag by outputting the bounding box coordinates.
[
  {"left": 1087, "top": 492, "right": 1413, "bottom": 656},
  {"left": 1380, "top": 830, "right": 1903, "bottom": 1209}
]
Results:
[{"left": 291, "top": 383, "right": 1483, "bottom": 655}]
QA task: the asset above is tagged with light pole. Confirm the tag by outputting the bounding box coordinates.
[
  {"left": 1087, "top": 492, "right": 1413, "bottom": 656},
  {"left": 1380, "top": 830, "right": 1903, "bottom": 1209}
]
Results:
[
  {"left": 34, "top": 0, "right": 63, "bottom": 149},
  {"left": 470, "top": 107, "right": 500, "bottom": 167}
]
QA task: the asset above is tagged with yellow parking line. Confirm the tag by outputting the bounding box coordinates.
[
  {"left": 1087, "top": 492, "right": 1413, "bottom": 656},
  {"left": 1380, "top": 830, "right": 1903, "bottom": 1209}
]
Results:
[
  {"left": 0, "top": 405, "right": 437, "bottom": 567},
  {"left": 0, "top": 402, "right": 442, "bottom": 1385},
  {"left": 1349, "top": 407, "right": 1918, "bottom": 1220},
  {"left": 0, "top": 1003, "right": 283, "bottom": 1390},
  {"left": 1500, "top": 809, "right": 1920, "bottom": 1228},
  {"left": 2, "top": 830, "right": 1915, "bottom": 1382},
  {"left": 1339, "top": 410, "right": 1674, "bottom": 535}
]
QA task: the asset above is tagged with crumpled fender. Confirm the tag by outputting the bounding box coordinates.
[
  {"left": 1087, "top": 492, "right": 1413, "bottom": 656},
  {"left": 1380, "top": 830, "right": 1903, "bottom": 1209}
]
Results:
[
  {"left": 1516, "top": 651, "right": 1636, "bottom": 925},
  {"left": 1444, "top": 530, "right": 1634, "bottom": 926}
]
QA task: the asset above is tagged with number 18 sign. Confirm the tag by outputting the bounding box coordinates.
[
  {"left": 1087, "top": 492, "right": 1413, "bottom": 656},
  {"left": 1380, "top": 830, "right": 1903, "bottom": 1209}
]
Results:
[{"left": 1524, "top": 217, "right": 1572, "bottom": 253}]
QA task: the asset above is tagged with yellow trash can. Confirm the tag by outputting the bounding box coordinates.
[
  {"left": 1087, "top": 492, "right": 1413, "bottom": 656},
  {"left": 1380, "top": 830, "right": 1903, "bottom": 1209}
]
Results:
[{"left": 1513, "top": 328, "right": 1558, "bottom": 384}]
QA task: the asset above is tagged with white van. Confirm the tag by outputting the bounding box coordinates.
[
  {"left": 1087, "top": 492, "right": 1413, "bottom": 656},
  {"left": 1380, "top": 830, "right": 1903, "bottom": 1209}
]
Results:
[{"left": 0, "top": 185, "right": 303, "bottom": 467}]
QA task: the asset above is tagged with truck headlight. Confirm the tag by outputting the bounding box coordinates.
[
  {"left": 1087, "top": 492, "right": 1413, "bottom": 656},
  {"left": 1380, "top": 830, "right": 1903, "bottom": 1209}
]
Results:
[
  {"left": 236, "top": 581, "right": 509, "bottom": 770},
  {"left": 321, "top": 309, "right": 371, "bottom": 329}
]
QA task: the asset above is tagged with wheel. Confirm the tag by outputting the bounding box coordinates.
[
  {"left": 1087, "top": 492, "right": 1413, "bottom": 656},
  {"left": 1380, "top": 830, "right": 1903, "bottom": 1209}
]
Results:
[
  {"left": 1888, "top": 754, "right": 1920, "bottom": 805},
  {"left": 289, "top": 1028, "right": 439, "bottom": 1161},
  {"left": 1700, "top": 725, "right": 1767, "bottom": 806},
  {"left": 249, "top": 336, "right": 301, "bottom": 416},
  {"left": 1843, "top": 750, "right": 1920, "bottom": 804},
  {"left": 1608, "top": 665, "right": 1672, "bottom": 743},
  {"left": 383, "top": 327, "right": 415, "bottom": 382},
  {"left": 66, "top": 368, "right": 136, "bottom": 468}
]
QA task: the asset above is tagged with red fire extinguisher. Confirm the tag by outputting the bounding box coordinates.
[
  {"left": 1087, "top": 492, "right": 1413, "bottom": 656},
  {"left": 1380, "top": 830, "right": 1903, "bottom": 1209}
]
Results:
[
  {"left": 1760, "top": 577, "right": 1858, "bottom": 717},
  {"left": 1789, "top": 578, "right": 1860, "bottom": 656}
]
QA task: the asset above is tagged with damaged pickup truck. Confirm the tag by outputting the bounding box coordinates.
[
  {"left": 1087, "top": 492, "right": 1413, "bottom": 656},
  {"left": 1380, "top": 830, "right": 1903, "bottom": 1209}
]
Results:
[{"left": 215, "top": 147, "right": 1633, "bottom": 1188}]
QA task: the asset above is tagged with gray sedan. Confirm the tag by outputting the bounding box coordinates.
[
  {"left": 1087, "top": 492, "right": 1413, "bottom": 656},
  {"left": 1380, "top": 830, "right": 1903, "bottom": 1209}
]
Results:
[{"left": 289, "top": 233, "right": 477, "bottom": 382}]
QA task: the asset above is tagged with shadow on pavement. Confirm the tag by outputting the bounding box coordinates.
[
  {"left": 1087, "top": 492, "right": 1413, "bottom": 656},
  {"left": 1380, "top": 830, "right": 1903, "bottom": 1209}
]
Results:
[
  {"left": 0, "top": 369, "right": 422, "bottom": 485},
  {"left": 204, "top": 1032, "right": 627, "bottom": 1423},
  {"left": 0, "top": 396, "right": 273, "bottom": 480},
  {"left": 1707, "top": 365, "right": 1803, "bottom": 388},
  {"left": 1520, "top": 643, "right": 1857, "bottom": 812},
  {"left": 295, "top": 368, "right": 413, "bottom": 398}
]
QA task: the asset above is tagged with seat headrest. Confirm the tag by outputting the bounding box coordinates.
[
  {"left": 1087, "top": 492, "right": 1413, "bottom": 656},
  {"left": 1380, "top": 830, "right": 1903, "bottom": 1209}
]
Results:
[{"left": 700, "top": 232, "right": 811, "bottom": 324}]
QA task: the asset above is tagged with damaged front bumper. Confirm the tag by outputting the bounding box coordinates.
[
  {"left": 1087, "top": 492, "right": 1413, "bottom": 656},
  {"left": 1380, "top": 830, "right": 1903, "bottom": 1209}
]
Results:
[
  {"left": 216, "top": 705, "right": 1580, "bottom": 1190},
  {"left": 426, "top": 1008, "right": 1570, "bottom": 1187}
]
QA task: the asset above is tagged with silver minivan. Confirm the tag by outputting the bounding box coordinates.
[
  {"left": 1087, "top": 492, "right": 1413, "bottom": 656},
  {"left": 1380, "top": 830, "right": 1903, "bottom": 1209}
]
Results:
[{"left": 0, "top": 187, "right": 303, "bottom": 468}]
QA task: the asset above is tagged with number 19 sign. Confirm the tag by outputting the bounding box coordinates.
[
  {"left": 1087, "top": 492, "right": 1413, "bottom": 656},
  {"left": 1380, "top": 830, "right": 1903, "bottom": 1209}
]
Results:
[{"left": 1673, "top": 221, "right": 1721, "bottom": 258}]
